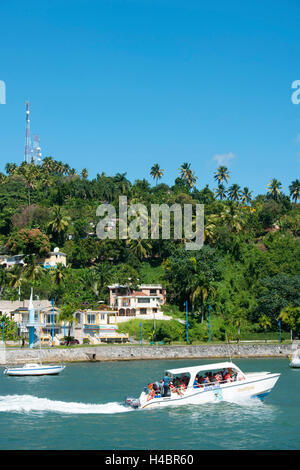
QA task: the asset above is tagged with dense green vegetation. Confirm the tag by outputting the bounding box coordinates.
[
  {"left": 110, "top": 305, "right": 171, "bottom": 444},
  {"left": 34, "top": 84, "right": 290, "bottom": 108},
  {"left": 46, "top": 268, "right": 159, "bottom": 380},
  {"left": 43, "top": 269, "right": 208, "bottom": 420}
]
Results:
[{"left": 0, "top": 158, "right": 299, "bottom": 342}]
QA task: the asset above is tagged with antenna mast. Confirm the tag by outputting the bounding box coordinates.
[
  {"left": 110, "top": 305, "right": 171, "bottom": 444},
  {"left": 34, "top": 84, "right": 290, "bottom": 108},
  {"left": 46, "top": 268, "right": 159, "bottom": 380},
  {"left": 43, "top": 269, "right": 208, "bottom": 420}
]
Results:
[{"left": 24, "top": 101, "right": 31, "bottom": 163}]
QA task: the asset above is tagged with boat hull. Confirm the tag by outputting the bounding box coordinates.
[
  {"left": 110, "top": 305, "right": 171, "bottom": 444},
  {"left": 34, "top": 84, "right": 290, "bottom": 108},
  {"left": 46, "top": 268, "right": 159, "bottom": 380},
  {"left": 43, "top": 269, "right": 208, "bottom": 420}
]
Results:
[
  {"left": 4, "top": 366, "right": 65, "bottom": 376},
  {"left": 289, "top": 361, "right": 300, "bottom": 368},
  {"left": 139, "top": 374, "right": 280, "bottom": 409}
]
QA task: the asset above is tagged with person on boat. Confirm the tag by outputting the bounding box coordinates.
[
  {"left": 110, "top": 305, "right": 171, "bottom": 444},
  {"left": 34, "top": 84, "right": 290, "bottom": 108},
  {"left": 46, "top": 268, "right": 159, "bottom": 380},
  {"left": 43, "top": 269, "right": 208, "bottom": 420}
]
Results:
[
  {"left": 193, "top": 376, "right": 203, "bottom": 388},
  {"left": 203, "top": 374, "right": 211, "bottom": 385},
  {"left": 215, "top": 372, "right": 222, "bottom": 383},
  {"left": 153, "top": 381, "right": 160, "bottom": 396},
  {"left": 169, "top": 381, "right": 184, "bottom": 396},
  {"left": 147, "top": 383, "right": 155, "bottom": 401},
  {"left": 223, "top": 369, "right": 232, "bottom": 382},
  {"left": 163, "top": 372, "right": 171, "bottom": 397}
]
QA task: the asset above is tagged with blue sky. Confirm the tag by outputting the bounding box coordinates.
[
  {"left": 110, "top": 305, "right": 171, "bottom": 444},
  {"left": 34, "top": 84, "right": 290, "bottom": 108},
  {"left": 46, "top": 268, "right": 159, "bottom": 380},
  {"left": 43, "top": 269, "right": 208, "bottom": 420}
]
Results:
[{"left": 0, "top": 0, "right": 299, "bottom": 195}]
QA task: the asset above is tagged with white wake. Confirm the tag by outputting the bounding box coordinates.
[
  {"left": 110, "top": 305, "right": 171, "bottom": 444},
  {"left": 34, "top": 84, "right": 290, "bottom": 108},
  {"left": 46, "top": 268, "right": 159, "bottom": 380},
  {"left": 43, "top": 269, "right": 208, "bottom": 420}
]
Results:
[{"left": 0, "top": 395, "right": 132, "bottom": 414}]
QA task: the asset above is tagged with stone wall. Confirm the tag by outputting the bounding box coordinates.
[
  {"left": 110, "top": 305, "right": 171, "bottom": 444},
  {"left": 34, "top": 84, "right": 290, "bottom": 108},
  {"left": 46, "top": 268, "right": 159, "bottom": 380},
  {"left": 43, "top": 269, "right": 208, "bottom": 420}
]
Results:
[{"left": 0, "top": 343, "right": 292, "bottom": 365}]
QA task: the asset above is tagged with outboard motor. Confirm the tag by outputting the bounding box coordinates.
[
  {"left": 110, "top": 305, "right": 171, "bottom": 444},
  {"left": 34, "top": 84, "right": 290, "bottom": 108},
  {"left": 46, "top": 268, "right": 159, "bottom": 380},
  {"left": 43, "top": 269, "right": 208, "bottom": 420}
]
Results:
[{"left": 125, "top": 396, "right": 140, "bottom": 409}]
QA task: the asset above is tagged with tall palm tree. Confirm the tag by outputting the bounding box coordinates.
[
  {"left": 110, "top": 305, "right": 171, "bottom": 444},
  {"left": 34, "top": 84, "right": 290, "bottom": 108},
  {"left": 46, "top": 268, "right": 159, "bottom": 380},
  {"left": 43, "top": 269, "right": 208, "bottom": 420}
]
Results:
[
  {"left": 47, "top": 207, "right": 71, "bottom": 245},
  {"left": 178, "top": 163, "right": 198, "bottom": 189},
  {"left": 126, "top": 238, "right": 152, "bottom": 261},
  {"left": 178, "top": 162, "right": 191, "bottom": 179},
  {"left": 289, "top": 179, "right": 300, "bottom": 204},
  {"left": 50, "top": 264, "right": 67, "bottom": 286},
  {"left": 81, "top": 168, "right": 88, "bottom": 179},
  {"left": 5, "top": 163, "right": 17, "bottom": 176},
  {"left": 267, "top": 178, "right": 282, "bottom": 200},
  {"left": 150, "top": 164, "right": 164, "bottom": 185},
  {"left": 42, "top": 156, "right": 56, "bottom": 174},
  {"left": 214, "top": 184, "right": 227, "bottom": 200},
  {"left": 241, "top": 187, "right": 253, "bottom": 205},
  {"left": 214, "top": 166, "right": 230, "bottom": 185},
  {"left": 189, "top": 280, "right": 216, "bottom": 323},
  {"left": 23, "top": 256, "right": 44, "bottom": 282},
  {"left": 113, "top": 172, "right": 131, "bottom": 194},
  {"left": 227, "top": 184, "right": 242, "bottom": 202}
]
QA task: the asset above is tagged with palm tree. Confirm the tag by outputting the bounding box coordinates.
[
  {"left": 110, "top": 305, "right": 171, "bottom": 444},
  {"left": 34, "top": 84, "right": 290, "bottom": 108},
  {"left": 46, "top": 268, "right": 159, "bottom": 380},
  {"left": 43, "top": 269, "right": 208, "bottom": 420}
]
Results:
[
  {"left": 289, "top": 179, "right": 300, "bottom": 204},
  {"left": 23, "top": 256, "right": 44, "bottom": 282},
  {"left": 113, "top": 172, "right": 131, "bottom": 194},
  {"left": 178, "top": 162, "right": 191, "bottom": 180},
  {"left": 150, "top": 164, "right": 164, "bottom": 185},
  {"left": 214, "top": 184, "right": 227, "bottom": 200},
  {"left": 219, "top": 205, "right": 243, "bottom": 234},
  {"left": 178, "top": 163, "right": 198, "bottom": 189},
  {"left": 227, "top": 184, "right": 242, "bottom": 202},
  {"left": 258, "top": 314, "right": 272, "bottom": 342},
  {"left": 81, "top": 168, "right": 88, "bottom": 179},
  {"left": 47, "top": 207, "right": 71, "bottom": 245},
  {"left": 190, "top": 280, "right": 216, "bottom": 323},
  {"left": 59, "top": 302, "right": 79, "bottom": 337},
  {"left": 278, "top": 305, "right": 300, "bottom": 341},
  {"left": 126, "top": 238, "right": 152, "bottom": 261},
  {"left": 214, "top": 166, "right": 230, "bottom": 185},
  {"left": 50, "top": 264, "right": 67, "bottom": 286},
  {"left": 241, "top": 187, "right": 253, "bottom": 205},
  {"left": 5, "top": 163, "right": 17, "bottom": 176},
  {"left": 203, "top": 214, "right": 218, "bottom": 244},
  {"left": 42, "top": 156, "right": 56, "bottom": 174},
  {"left": 267, "top": 178, "right": 282, "bottom": 200}
]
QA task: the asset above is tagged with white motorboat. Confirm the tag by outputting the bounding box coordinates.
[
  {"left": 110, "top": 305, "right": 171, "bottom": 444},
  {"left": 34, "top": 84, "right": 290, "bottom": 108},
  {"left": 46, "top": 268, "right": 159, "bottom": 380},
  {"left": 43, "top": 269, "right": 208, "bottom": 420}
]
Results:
[
  {"left": 125, "top": 361, "right": 280, "bottom": 410},
  {"left": 3, "top": 363, "right": 65, "bottom": 376},
  {"left": 289, "top": 350, "right": 300, "bottom": 368}
]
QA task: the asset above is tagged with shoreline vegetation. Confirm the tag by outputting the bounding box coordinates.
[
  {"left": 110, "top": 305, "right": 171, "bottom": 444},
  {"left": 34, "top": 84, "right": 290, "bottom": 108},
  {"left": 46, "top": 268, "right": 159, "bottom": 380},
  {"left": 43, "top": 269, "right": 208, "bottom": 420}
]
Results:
[{"left": 0, "top": 158, "right": 299, "bottom": 346}]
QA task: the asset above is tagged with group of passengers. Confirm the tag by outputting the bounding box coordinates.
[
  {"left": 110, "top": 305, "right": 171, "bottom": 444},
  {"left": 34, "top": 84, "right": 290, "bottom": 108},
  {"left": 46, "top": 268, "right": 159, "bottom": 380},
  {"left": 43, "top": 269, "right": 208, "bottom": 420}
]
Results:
[
  {"left": 193, "top": 368, "right": 237, "bottom": 388},
  {"left": 146, "top": 368, "right": 239, "bottom": 400}
]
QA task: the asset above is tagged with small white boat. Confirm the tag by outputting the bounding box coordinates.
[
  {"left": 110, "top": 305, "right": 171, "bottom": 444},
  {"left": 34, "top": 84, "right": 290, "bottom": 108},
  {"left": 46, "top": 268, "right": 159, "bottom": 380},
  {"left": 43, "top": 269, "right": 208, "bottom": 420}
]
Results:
[
  {"left": 289, "top": 350, "right": 300, "bottom": 368},
  {"left": 3, "top": 363, "right": 65, "bottom": 376},
  {"left": 125, "top": 361, "right": 280, "bottom": 410}
]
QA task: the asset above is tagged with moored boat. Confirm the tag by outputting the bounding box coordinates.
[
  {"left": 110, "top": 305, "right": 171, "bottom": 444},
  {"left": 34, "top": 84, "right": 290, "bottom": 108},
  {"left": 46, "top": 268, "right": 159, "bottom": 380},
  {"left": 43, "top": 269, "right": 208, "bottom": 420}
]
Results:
[
  {"left": 125, "top": 361, "right": 280, "bottom": 410},
  {"left": 289, "top": 350, "right": 300, "bottom": 368},
  {"left": 3, "top": 363, "right": 65, "bottom": 376}
]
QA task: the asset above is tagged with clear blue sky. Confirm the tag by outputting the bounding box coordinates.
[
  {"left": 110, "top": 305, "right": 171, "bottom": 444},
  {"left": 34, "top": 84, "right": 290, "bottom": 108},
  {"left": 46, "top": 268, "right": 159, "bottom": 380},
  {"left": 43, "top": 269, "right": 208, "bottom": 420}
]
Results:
[{"left": 0, "top": 0, "right": 299, "bottom": 195}]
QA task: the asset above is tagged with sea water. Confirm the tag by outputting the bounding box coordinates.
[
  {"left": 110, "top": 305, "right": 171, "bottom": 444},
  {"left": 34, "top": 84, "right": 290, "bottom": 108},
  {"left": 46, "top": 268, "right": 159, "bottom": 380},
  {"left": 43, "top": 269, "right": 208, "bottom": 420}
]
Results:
[{"left": 0, "top": 358, "right": 299, "bottom": 450}]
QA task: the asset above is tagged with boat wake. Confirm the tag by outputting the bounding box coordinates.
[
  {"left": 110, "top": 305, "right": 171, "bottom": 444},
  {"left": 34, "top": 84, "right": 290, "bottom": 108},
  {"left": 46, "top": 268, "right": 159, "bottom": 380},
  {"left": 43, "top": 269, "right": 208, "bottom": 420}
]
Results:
[{"left": 0, "top": 395, "right": 132, "bottom": 415}]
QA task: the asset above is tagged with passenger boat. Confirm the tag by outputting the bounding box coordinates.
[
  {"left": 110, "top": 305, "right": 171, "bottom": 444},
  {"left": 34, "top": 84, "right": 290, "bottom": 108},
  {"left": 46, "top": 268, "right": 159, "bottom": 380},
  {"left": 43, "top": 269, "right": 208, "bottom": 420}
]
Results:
[
  {"left": 289, "top": 350, "right": 300, "bottom": 368},
  {"left": 125, "top": 361, "right": 280, "bottom": 410},
  {"left": 3, "top": 363, "right": 65, "bottom": 376}
]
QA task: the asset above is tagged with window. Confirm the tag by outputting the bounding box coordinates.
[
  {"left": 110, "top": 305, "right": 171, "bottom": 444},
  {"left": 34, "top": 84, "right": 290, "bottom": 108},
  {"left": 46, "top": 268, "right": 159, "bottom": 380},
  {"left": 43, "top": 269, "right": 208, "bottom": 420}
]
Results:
[
  {"left": 140, "top": 308, "right": 147, "bottom": 315},
  {"left": 100, "top": 313, "right": 105, "bottom": 320},
  {"left": 138, "top": 298, "right": 150, "bottom": 303},
  {"left": 75, "top": 313, "right": 81, "bottom": 323},
  {"left": 153, "top": 308, "right": 158, "bottom": 313},
  {"left": 47, "top": 314, "right": 57, "bottom": 324},
  {"left": 150, "top": 289, "right": 157, "bottom": 295},
  {"left": 87, "top": 314, "right": 96, "bottom": 324}
]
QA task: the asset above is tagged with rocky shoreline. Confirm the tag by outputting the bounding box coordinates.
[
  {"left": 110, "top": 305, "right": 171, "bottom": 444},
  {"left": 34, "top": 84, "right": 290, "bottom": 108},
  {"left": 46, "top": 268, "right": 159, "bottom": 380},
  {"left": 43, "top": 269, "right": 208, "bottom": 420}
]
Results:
[{"left": 0, "top": 343, "right": 293, "bottom": 365}]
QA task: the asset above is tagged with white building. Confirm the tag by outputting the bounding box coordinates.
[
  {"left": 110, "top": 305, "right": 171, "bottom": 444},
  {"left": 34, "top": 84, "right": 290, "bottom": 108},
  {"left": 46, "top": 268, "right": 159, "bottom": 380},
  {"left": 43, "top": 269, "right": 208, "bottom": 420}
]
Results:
[{"left": 108, "top": 284, "right": 169, "bottom": 322}]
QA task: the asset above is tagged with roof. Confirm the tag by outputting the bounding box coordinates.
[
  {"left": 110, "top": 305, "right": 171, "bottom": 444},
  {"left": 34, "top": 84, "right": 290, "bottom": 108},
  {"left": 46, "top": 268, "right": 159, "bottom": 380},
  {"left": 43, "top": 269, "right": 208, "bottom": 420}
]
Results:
[{"left": 166, "top": 362, "right": 241, "bottom": 376}]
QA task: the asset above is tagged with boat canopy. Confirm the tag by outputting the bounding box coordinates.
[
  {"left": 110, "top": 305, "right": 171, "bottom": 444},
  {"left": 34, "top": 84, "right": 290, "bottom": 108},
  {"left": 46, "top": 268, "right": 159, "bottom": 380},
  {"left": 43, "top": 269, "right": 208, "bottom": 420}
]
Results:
[{"left": 166, "top": 362, "right": 241, "bottom": 376}]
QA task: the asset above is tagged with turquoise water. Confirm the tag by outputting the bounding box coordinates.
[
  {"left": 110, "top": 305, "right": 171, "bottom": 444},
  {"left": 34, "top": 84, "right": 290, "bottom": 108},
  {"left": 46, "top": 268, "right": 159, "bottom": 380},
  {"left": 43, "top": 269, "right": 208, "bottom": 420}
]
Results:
[{"left": 0, "top": 358, "right": 299, "bottom": 450}]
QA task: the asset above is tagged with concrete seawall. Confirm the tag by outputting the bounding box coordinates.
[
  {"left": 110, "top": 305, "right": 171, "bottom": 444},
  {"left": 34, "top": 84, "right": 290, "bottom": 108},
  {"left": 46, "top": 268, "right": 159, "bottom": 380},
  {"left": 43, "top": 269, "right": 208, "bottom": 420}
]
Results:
[{"left": 0, "top": 343, "right": 292, "bottom": 365}]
